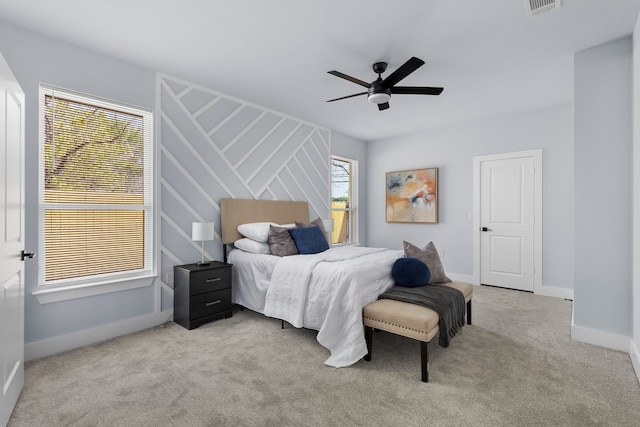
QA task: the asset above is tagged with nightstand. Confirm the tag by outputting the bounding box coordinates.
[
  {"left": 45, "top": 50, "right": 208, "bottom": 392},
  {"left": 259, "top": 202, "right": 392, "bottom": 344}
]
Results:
[{"left": 174, "top": 261, "right": 233, "bottom": 330}]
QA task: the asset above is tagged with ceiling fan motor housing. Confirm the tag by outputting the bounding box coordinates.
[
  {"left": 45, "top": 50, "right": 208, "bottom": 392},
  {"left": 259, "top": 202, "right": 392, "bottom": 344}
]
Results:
[{"left": 368, "top": 82, "right": 391, "bottom": 104}]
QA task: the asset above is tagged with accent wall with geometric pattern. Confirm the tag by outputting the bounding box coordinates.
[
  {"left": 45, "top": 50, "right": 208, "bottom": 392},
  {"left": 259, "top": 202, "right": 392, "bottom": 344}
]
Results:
[{"left": 157, "top": 74, "right": 331, "bottom": 308}]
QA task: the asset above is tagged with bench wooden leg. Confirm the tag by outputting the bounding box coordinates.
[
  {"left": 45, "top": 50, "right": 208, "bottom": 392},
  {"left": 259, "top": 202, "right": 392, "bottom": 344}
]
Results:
[
  {"left": 364, "top": 326, "right": 373, "bottom": 361},
  {"left": 467, "top": 300, "right": 472, "bottom": 325},
  {"left": 421, "top": 341, "right": 429, "bottom": 382}
]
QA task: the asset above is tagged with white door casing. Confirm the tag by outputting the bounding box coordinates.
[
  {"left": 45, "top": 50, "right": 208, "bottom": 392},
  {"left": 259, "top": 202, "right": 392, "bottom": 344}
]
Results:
[
  {"left": 473, "top": 150, "right": 542, "bottom": 293},
  {"left": 0, "top": 51, "right": 25, "bottom": 427}
]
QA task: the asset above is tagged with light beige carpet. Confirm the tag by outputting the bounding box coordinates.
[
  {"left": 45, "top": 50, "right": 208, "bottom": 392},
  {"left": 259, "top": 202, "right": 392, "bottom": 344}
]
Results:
[{"left": 8, "top": 285, "right": 640, "bottom": 426}]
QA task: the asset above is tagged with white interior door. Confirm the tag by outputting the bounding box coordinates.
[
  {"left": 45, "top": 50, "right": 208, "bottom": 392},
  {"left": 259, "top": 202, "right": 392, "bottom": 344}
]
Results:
[
  {"left": 479, "top": 155, "right": 535, "bottom": 291},
  {"left": 0, "top": 51, "right": 26, "bottom": 427}
]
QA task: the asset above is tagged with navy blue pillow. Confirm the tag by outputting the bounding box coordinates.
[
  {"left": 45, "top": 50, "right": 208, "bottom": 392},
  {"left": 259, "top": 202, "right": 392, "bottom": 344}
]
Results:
[
  {"left": 391, "top": 257, "right": 431, "bottom": 287},
  {"left": 288, "top": 225, "right": 330, "bottom": 254}
]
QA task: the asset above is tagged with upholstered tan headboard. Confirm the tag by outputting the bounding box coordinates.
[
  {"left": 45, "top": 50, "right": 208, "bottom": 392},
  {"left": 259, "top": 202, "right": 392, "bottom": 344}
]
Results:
[{"left": 220, "top": 198, "right": 310, "bottom": 244}]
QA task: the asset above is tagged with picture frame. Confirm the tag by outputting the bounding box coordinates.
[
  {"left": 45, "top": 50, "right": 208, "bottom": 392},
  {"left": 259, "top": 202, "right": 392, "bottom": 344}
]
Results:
[{"left": 385, "top": 167, "right": 438, "bottom": 224}]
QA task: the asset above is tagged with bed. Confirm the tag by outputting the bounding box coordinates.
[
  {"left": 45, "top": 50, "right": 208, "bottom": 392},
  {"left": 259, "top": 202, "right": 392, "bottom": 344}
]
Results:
[{"left": 220, "top": 198, "right": 403, "bottom": 367}]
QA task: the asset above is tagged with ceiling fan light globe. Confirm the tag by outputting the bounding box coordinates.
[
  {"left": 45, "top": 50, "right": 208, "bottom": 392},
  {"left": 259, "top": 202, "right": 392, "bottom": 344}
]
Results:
[{"left": 368, "top": 92, "right": 391, "bottom": 104}]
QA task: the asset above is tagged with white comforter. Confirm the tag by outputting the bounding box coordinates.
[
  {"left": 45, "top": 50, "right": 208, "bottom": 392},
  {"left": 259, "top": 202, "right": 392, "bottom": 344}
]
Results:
[{"left": 263, "top": 246, "right": 403, "bottom": 367}]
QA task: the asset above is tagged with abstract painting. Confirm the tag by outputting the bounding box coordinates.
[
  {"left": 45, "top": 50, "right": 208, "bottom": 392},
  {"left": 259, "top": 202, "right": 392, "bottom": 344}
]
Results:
[{"left": 386, "top": 167, "right": 438, "bottom": 223}]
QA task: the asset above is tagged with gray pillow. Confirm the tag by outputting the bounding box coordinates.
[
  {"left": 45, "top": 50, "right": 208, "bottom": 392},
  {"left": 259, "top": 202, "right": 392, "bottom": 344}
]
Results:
[
  {"left": 295, "top": 218, "right": 327, "bottom": 240},
  {"left": 403, "top": 241, "right": 451, "bottom": 284},
  {"left": 268, "top": 225, "right": 298, "bottom": 257}
]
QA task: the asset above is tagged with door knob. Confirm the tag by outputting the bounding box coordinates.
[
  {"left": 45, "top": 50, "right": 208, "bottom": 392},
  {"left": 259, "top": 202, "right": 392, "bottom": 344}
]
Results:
[
  {"left": 21, "top": 250, "right": 35, "bottom": 261},
  {"left": 481, "top": 227, "right": 492, "bottom": 232}
]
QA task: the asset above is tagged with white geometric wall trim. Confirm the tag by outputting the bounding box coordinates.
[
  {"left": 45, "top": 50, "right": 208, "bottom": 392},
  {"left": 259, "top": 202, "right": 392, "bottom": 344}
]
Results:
[{"left": 157, "top": 73, "right": 331, "bottom": 291}]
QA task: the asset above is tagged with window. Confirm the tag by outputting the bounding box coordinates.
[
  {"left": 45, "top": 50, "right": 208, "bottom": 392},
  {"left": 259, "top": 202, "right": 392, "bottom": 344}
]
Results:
[
  {"left": 331, "top": 155, "right": 357, "bottom": 244},
  {"left": 39, "top": 86, "right": 153, "bottom": 290}
]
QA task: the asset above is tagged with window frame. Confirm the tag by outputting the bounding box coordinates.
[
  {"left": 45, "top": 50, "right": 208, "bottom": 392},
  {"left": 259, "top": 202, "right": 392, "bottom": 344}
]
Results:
[
  {"left": 330, "top": 155, "right": 358, "bottom": 245},
  {"left": 34, "top": 85, "right": 155, "bottom": 304}
]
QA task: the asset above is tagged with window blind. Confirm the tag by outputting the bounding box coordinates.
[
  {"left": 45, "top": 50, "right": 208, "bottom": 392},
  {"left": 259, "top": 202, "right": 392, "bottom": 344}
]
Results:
[{"left": 39, "top": 86, "right": 153, "bottom": 284}]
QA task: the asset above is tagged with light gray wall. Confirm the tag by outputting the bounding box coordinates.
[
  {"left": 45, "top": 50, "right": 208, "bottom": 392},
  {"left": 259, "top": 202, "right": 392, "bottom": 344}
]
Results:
[
  {"left": 574, "top": 37, "right": 633, "bottom": 336},
  {"left": 0, "top": 21, "right": 160, "bottom": 346},
  {"left": 633, "top": 15, "right": 640, "bottom": 379},
  {"left": 158, "top": 74, "right": 331, "bottom": 289},
  {"left": 366, "top": 104, "right": 574, "bottom": 289},
  {"left": 331, "top": 132, "right": 367, "bottom": 245}
]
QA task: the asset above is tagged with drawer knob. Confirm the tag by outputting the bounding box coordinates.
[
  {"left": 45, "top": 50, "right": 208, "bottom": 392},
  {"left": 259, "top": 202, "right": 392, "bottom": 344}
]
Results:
[
  {"left": 205, "top": 300, "right": 221, "bottom": 306},
  {"left": 205, "top": 277, "right": 222, "bottom": 283}
]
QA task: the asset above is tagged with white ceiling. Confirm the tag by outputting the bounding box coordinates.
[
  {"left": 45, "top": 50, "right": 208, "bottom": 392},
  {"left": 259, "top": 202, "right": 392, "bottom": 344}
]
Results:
[{"left": 1, "top": 0, "right": 639, "bottom": 141}]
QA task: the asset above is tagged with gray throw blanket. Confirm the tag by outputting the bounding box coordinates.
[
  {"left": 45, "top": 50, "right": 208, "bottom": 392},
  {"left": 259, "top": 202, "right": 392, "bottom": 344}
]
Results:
[{"left": 378, "top": 284, "right": 465, "bottom": 347}]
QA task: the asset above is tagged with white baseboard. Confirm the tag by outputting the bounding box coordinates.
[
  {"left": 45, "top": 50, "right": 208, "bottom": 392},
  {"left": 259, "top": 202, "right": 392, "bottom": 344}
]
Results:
[
  {"left": 571, "top": 322, "right": 631, "bottom": 353},
  {"left": 631, "top": 339, "right": 640, "bottom": 384},
  {"left": 535, "top": 285, "right": 573, "bottom": 300},
  {"left": 25, "top": 310, "right": 173, "bottom": 362},
  {"left": 447, "top": 273, "right": 475, "bottom": 284},
  {"left": 462, "top": 273, "right": 572, "bottom": 300}
]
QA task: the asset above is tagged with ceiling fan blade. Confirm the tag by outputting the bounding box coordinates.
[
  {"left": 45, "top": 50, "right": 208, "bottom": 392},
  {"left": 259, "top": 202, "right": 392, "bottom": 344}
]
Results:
[
  {"left": 391, "top": 86, "right": 443, "bottom": 95},
  {"left": 327, "top": 71, "right": 370, "bottom": 88},
  {"left": 326, "top": 92, "right": 367, "bottom": 102},
  {"left": 381, "top": 57, "right": 425, "bottom": 88},
  {"left": 378, "top": 102, "right": 390, "bottom": 111}
]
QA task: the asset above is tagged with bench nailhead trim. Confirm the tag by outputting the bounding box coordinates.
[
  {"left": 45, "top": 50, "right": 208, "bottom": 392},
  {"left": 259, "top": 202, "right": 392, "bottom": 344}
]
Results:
[{"left": 364, "top": 316, "right": 433, "bottom": 335}]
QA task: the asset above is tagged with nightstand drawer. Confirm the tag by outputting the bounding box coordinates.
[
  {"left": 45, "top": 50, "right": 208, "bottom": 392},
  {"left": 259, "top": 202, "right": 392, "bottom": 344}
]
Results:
[
  {"left": 190, "top": 289, "right": 232, "bottom": 319},
  {"left": 190, "top": 268, "right": 231, "bottom": 295}
]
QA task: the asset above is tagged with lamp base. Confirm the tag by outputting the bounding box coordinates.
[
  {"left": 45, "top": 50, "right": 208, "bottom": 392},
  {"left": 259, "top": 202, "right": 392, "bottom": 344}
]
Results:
[{"left": 196, "top": 260, "right": 211, "bottom": 266}]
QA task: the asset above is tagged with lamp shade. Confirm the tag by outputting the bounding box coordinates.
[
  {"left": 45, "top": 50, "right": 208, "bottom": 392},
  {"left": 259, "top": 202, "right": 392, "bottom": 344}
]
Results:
[{"left": 192, "top": 222, "right": 214, "bottom": 242}]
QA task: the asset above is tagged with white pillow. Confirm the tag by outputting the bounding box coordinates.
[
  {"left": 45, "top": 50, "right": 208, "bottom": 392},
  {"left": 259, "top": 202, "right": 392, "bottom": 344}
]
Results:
[
  {"left": 237, "top": 222, "right": 276, "bottom": 242},
  {"left": 234, "top": 238, "right": 271, "bottom": 254},
  {"left": 278, "top": 223, "right": 296, "bottom": 229}
]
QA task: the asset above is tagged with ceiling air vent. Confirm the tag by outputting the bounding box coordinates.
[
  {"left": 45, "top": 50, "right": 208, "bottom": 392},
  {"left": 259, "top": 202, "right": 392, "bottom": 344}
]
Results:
[{"left": 525, "top": 0, "right": 561, "bottom": 16}]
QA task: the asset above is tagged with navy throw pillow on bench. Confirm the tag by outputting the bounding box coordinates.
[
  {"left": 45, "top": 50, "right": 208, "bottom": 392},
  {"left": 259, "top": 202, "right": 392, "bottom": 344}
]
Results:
[{"left": 391, "top": 257, "right": 431, "bottom": 287}]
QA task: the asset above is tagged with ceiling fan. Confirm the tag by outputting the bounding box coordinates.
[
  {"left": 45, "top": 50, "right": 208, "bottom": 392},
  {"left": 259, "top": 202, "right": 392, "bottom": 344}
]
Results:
[{"left": 326, "top": 56, "right": 443, "bottom": 111}]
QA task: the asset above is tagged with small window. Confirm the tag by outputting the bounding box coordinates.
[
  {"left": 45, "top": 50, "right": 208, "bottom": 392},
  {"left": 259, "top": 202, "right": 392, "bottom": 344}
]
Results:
[
  {"left": 331, "top": 155, "right": 357, "bottom": 244},
  {"left": 39, "top": 86, "right": 153, "bottom": 287}
]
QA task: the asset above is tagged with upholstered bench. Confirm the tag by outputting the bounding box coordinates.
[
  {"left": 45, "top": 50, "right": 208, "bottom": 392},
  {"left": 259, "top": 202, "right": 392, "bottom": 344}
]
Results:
[{"left": 363, "top": 282, "right": 473, "bottom": 382}]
